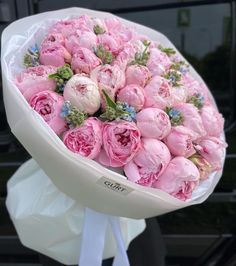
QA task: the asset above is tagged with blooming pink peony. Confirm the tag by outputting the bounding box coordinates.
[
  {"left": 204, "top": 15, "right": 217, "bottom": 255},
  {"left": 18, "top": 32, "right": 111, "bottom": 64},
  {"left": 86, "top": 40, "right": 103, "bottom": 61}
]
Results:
[
  {"left": 146, "top": 48, "right": 172, "bottom": 76},
  {"left": 63, "top": 74, "right": 101, "bottom": 115},
  {"left": 65, "top": 30, "right": 97, "bottom": 53},
  {"left": 39, "top": 45, "right": 71, "bottom": 67},
  {"left": 124, "top": 138, "right": 171, "bottom": 186},
  {"left": 97, "top": 121, "right": 141, "bottom": 167},
  {"left": 63, "top": 117, "right": 102, "bottom": 159},
  {"left": 194, "top": 137, "right": 227, "bottom": 171},
  {"left": 165, "top": 126, "right": 196, "bottom": 157},
  {"left": 117, "top": 84, "right": 145, "bottom": 111},
  {"left": 201, "top": 105, "right": 224, "bottom": 137},
  {"left": 30, "top": 90, "right": 67, "bottom": 135},
  {"left": 71, "top": 47, "right": 101, "bottom": 74},
  {"left": 170, "top": 86, "right": 188, "bottom": 106},
  {"left": 15, "top": 65, "right": 57, "bottom": 101},
  {"left": 144, "top": 76, "right": 171, "bottom": 109},
  {"left": 49, "top": 19, "right": 82, "bottom": 37},
  {"left": 174, "top": 103, "right": 206, "bottom": 138},
  {"left": 41, "top": 33, "right": 65, "bottom": 50},
  {"left": 97, "top": 33, "right": 121, "bottom": 54},
  {"left": 136, "top": 108, "right": 171, "bottom": 140},
  {"left": 153, "top": 157, "right": 200, "bottom": 201},
  {"left": 126, "top": 64, "right": 151, "bottom": 87},
  {"left": 90, "top": 64, "right": 125, "bottom": 103}
]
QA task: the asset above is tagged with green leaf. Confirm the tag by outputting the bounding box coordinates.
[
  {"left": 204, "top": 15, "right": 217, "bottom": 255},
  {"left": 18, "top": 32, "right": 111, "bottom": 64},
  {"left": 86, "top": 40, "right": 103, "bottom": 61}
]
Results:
[
  {"left": 93, "top": 25, "right": 106, "bottom": 35},
  {"left": 102, "top": 89, "right": 117, "bottom": 109}
]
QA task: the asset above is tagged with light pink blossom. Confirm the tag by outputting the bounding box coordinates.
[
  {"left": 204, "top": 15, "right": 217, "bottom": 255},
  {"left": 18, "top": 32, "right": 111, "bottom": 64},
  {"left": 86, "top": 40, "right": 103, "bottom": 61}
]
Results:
[
  {"left": 153, "top": 157, "right": 200, "bottom": 201},
  {"left": 126, "top": 64, "right": 151, "bottom": 87},
  {"left": 194, "top": 137, "right": 227, "bottom": 171},
  {"left": 63, "top": 117, "right": 102, "bottom": 159},
  {"left": 30, "top": 90, "right": 67, "bottom": 135},
  {"left": 71, "top": 47, "right": 101, "bottom": 74},
  {"left": 63, "top": 75, "right": 101, "bottom": 115},
  {"left": 124, "top": 138, "right": 171, "bottom": 186},
  {"left": 201, "top": 105, "right": 224, "bottom": 137},
  {"left": 39, "top": 44, "right": 71, "bottom": 67},
  {"left": 15, "top": 65, "right": 57, "bottom": 101},
  {"left": 117, "top": 84, "right": 145, "bottom": 111},
  {"left": 97, "top": 121, "right": 141, "bottom": 167},
  {"left": 136, "top": 108, "right": 171, "bottom": 140}
]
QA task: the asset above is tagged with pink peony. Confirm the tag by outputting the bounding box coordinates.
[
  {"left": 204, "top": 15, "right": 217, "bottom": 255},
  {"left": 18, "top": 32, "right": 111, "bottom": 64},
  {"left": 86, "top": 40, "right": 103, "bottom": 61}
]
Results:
[
  {"left": 194, "top": 137, "right": 227, "bottom": 171},
  {"left": 170, "top": 86, "right": 188, "bottom": 106},
  {"left": 113, "top": 40, "right": 144, "bottom": 70},
  {"left": 90, "top": 64, "right": 125, "bottom": 103},
  {"left": 117, "top": 84, "right": 145, "bottom": 111},
  {"left": 97, "top": 121, "right": 141, "bottom": 167},
  {"left": 49, "top": 19, "right": 82, "bottom": 37},
  {"left": 201, "top": 105, "right": 224, "bottom": 137},
  {"left": 15, "top": 65, "right": 57, "bottom": 101},
  {"left": 146, "top": 48, "right": 172, "bottom": 76},
  {"left": 174, "top": 103, "right": 206, "bottom": 138},
  {"left": 71, "top": 47, "right": 101, "bottom": 74},
  {"left": 165, "top": 126, "right": 196, "bottom": 157},
  {"left": 65, "top": 30, "right": 97, "bottom": 53},
  {"left": 153, "top": 157, "right": 200, "bottom": 201},
  {"left": 189, "top": 154, "right": 213, "bottom": 180},
  {"left": 126, "top": 65, "right": 151, "bottom": 87},
  {"left": 30, "top": 90, "right": 67, "bottom": 135},
  {"left": 144, "top": 76, "right": 171, "bottom": 110},
  {"left": 97, "top": 33, "right": 121, "bottom": 54},
  {"left": 63, "top": 117, "right": 102, "bottom": 159},
  {"left": 124, "top": 138, "right": 171, "bottom": 186},
  {"left": 63, "top": 74, "right": 101, "bottom": 115},
  {"left": 39, "top": 45, "right": 71, "bottom": 67},
  {"left": 136, "top": 108, "right": 171, "bottom": 140},
  {"left": 41, "top": 33, "right": 65, "bottom": 50}
]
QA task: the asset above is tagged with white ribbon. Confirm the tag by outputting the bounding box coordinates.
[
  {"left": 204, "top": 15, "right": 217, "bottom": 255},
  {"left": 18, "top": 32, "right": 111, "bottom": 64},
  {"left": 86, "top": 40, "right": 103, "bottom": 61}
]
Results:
[{"left": 79, "top": 208, "right": 130, "bottom": 266}]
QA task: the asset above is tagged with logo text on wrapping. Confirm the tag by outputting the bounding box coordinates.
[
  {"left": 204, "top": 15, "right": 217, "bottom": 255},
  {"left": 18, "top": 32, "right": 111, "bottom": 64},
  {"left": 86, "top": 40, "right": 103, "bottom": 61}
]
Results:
[{"left": 96, "top": 177, "right": 133, "bottom": 195}]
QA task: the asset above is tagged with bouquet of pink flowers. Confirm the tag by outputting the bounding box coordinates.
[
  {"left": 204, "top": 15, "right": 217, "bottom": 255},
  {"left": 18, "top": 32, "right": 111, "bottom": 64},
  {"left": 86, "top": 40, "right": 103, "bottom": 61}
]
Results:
[
  {"left": 2, "top": 8, "right": 226, "bottom": 219},
  {"left": 13, "top": 12, "right": 226, "bottom": 201}
]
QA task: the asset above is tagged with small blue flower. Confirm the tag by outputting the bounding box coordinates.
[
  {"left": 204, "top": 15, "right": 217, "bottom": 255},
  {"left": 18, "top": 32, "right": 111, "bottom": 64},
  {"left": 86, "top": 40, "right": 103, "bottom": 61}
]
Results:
[
  {"left": 30, "top": 44, "right": 39, "bottom": 54},
  {"left": 169, "top": 108, "right": 181, "bottom": 118},
  {"left": 60, "top": 101, "right": 71, "bottom": 118},
  {"left": 122, "top": 103, "right": 137, "bottom": 122}
]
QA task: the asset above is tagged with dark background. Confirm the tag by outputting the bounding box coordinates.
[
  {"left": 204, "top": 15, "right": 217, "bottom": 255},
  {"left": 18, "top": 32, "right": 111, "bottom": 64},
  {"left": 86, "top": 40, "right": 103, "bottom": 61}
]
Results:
[{"left": 0, "top": 0, "right": 236, "bottom": 265}]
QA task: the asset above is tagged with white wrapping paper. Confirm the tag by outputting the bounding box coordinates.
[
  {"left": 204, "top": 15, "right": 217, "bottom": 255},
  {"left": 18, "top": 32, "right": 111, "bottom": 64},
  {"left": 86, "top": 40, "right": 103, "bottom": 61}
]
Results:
[
  {"left": 2, "top": 7, "right": 226, "bottom": 219},
  {"left": 6, "top": 158, "right": 145, "bottom": 264}
]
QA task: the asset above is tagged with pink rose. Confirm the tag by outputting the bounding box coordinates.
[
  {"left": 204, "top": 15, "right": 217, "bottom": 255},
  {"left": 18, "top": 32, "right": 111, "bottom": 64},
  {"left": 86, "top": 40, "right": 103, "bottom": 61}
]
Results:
[
  {"left": 146, "top": 48, "right": 172, "bottom": 76},
  {"left": 126, "top": 65, "right": 151, "bottom": 87},
  {"left": 117, "top": 84, "right": 145, "bottom": 111},
  {"left": 136, "top": 108, "right": 171, "bottom": 140},
  {"left": 63, "top": 75, "right": 101, "bottom": 115},
  {"left": 174, "top": 103, "right": 206, "bottom": 138},
  {"left": 15, "top": 65, "right": 57, "bottom": 101},
  {"left": 71, "top": 47, "right": 101, "bottom": 74},
  {"left": 41, "top": 33, "right": 65, "bottom": 50},
  {"left": 201, "top": 105, "right": 224, "bottom": 137},
  {"left": 165, "top": 126, "right": 196, "bottom": 157},
  {"left": 124, "top": 138, "right": 171, "bottom": 186},
  {"left": 97, "top": 121, "right": 141, "bottom": 167},
  {"left": 39, "top": 45, "right": 71, "bottom": 67},
  {"left": 65, "top": 30, "right": 97, "bottom": 53},
  {"left": 189, "top": 154, "right": 213, "bottom": 180},
  {"left": 63, "top": 117, "right": 102, "bottom": 159},
  {"left": 194, "top": 137, "right": 227, "bottom": 171},
  {"left": 153, "top": 157, "right": 200, "bottom": 201},
  {"left": 30, "top": 90, "right": 67, "bottom": 135},
  {"left": 144, "top": 76, "right": 171, "bottom": 109}
]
